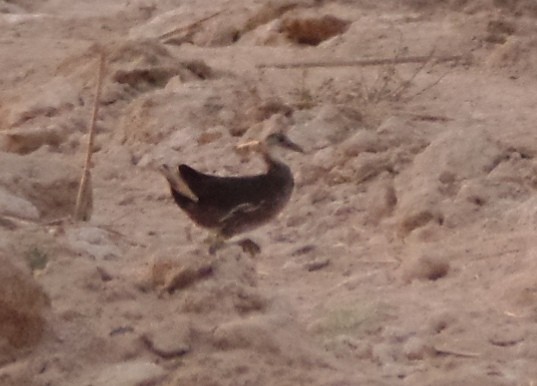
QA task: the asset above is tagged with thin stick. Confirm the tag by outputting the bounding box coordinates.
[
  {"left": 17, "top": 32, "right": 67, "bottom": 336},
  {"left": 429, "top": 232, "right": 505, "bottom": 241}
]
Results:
[
  {"left": 256, "top": 54, "right": 467, "bottom": 69},
  {"left": 74, "top": 51, "right": 105, "bottom": 221},
  {"left": 159, "top": 10, "right": 224, "bottom": 42},
  {"left": 391, "top": 48, "right": 435, "bottom": 99},
  {"left": 403, "top": 69, "right": 450, "bottom": 100},
  {"left": 434, "top": 346, "right": 480, "bottom": 358},
  {"left": 372, "top": 41, "right": 406, "bottom": 102}
]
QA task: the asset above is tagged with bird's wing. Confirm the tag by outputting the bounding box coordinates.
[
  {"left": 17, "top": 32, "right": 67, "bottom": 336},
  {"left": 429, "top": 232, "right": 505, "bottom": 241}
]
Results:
[
  {"left": 218, "top": 201, "right": 265, "bottom": 223},
  {"left": 179, "top": 164, "right": 270, "bottom": 207},
  {"left": 159, "top": 164, "right": 198, "bottom": 202},
  {"left": 178, "top": 164, "right": 216, "bottom": 197}
]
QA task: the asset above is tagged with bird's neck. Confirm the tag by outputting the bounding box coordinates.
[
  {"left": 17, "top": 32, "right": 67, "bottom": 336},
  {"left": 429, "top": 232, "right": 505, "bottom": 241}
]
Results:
[
  {"left": 262, "top": 147, "right": 291, "bottom": 173},
  {"left": 262, "top": 145, "right": 279, "bottom": 164}
]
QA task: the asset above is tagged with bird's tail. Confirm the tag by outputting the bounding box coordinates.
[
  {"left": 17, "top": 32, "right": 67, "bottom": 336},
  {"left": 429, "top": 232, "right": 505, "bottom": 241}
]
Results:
[{"left": 159, "top": 164, "right": 199, "bottom": 203}]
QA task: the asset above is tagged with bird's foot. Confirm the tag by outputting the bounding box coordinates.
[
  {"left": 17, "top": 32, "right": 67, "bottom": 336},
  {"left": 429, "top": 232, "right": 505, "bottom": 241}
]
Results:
[
  {"left": 205, "top": 234, "right": 226, "bottom": 255},
  {"left": 205, "top": 234, "right": 260, "bottom": 256},
  {"left": 208, "top": 240, "right": 225, "bottom": 255},
  {"left": 237, "top": 238, "right": 261, "bottom": 257}
]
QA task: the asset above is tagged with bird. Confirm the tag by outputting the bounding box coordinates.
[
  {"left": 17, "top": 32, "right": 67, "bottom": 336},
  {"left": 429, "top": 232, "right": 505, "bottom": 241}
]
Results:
[{"left": 159, "top": 132, "right": 304, "bottom": 255}]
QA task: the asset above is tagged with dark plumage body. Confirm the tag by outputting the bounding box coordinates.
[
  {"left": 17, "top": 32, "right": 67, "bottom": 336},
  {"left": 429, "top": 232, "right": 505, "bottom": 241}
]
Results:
[
  {"left": 167, "top": 155, "right": 293, "bottom": 237},
  {"left": 160, "top": 132, "right": 303, "bottom": 254}
]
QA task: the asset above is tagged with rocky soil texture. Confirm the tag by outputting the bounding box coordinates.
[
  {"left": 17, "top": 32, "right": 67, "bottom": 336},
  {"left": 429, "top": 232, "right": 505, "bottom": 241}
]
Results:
[{"left": 1, "top": 0, "right": 537, "bottom": 385}]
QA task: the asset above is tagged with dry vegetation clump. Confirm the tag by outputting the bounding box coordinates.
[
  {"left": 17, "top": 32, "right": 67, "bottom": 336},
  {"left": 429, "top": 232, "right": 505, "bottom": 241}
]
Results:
[
  {"left": 484, "top": 17, "right": 516, "bottom": 44},
  {"left": 400, "top": 252, "right": 450, "bottom": 282},
  {"left": 56, "top": 40, "right": 216, "bottom": 108},
  {"left": 278, "top": 45, "right": 462, "bottom": 130},
  {"left": 242, "top": 1, "right": 301, "bottom": 34},
  {"left": 493, "top": 0, "right": 537, "bottom": 17},
  {"left": 405, "top": 0, "right": 537, "bottom": 15},
  {"left": 118, "top": 77, "right": 262, "bottom": 151},
  {"left": 0, "top": 150, "right": 79, "bottom": 219},
  {"left": 486, "top": 36, "right": 537, "bottom": 76},
  {"left": 0, "top": 254, "right": 49, "bottom": 365},
  {"left": 280, "top": 14, "right": 351, "bottom": 45},
  {"left": 1, "top": 126, "right": 66, "bottom": 155}
]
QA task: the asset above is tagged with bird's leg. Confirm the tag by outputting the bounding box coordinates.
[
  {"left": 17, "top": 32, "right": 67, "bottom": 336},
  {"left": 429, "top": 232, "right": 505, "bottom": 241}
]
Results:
[
  {"left": 236, "top": 238, "right": 261, "bottom": 257},
  {"left": 204, "top": 233, "right": 260, "bottom": 256},
  {"left": 205, "top": 233, "right": 226, "bottom": 255}
]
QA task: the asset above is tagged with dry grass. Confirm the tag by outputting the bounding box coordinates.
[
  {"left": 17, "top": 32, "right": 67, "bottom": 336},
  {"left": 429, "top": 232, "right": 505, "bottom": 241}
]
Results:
[
  {"left": 24, "top": 246, "right": 48, "bottom": 272},
  {"left": 74, "top": 50, "right": 106, "bottom": 222},
  {"left": 278, "top": 44, "right": 466, "bottom": 128}
]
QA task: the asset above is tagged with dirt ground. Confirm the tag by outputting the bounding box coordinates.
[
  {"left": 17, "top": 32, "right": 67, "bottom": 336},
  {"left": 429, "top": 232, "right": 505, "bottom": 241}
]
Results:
[{"left": 1, "top": 0, "right": 537, "bottom": 385}]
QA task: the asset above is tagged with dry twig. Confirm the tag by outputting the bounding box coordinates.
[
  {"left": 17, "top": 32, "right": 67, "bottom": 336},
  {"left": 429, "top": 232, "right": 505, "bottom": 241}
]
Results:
[
  {"left": 433, "top": 345, "right": 480, "bottom": 358},
  {"left": 403, "top": 69, "right": 450, "bottom": 100},
  {"left": 74, "top": 51, "right": 106, "bottom": 221},
  {"left": 159, "top": 10, "right": 224, "bottom": 43},
  {"left": 256, "top": 54, "right": 468, "bottom": 69},
  {"left": 391, "top": 48, "right": 435, "bottom": 99}
]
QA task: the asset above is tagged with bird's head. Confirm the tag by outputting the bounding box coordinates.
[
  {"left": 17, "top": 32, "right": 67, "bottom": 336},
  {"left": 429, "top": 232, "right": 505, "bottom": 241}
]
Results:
[
  {"left": 235, "top": 132, "right": 303, "bottom": 153},
  {"left": 264, "top": 132, "right": 304, "bottom": 154}
]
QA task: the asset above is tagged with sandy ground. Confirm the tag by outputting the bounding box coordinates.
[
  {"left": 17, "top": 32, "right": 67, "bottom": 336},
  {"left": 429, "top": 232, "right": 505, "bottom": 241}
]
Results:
[{"left": 1, "top": 0, "right": 537, "bottom": 385}]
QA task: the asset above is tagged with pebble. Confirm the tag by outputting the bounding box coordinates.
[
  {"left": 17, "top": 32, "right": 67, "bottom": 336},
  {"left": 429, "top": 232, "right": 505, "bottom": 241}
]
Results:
[
  {"left": 90, "top": 360, "right": 166, "bottom": 386},
  {"left": 0, "top": 187, "right": 39, "bottom": 219},
  {"left": 141, "top": 318, "right": 192, "bottom": 359}
]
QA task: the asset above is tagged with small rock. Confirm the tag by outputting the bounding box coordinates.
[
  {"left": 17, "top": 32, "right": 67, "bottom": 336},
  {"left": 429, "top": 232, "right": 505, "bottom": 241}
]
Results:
[
  {"left": 0, "top": 216, "right": 17, "bottom": 230},
  {"left": 516, "top": 340, "right": 537, "bottom": 359},
  {"left": 380, "top": 362, "right": 412, "bottom": 379},
  {"left": 323, "top": 335, "right": 372, "bottom": 360},
  {"left": 487, "top": 18, "right": 516, "bottom": 36},
  {"left": 0, "top": 359, "right": 33, "bottom": 386},
  {"left": 281, "top": 15, "right": 351, "bottom": 46},
  {"left": 292, "top": 104, "right": 358, "bottom": 151},
  {"left": 488, "top": 326, "right": 525, "bottom": 347},
  {"left": 363, "top": 174, "right": 397, "bottom": 225},
  {"left": 109, "top": 326, "right": 134, "bottom": 337},
  {"left": 308, "top": 186, "right": 333, "bottom": 204},
  {"left": 345, "top": 151, "right": 391, "bottom": 183},
  {"left": 304, "top": 258, "right": 330, "bottom": 272},
  {"left": 0, "top": 1, "right": 26, "bottom": 13},
  {"left": 1, "top": 126, "right": 65, "bottom": 154},
  {"left": 197, "top": 129, "right": 223, "bottom": 145},
  {"left": 2, "top": 76, "right": 77, "bottom": 128},
  {"left": 427, "top": 311, "right": 456, "bottom": 334},
  {"left": 162, "top": 261, "right": 213, "bottom": 294},
  {"left": 89, "top": 360, "right": 166, "bottom": 386},
  {"left": 291, "top": 244, "right": 316, "bottom": 256},
  {"left": 342, "top": 129, "right": 383, "bottom": 157},
  {"left": 247, "top": 99, "right": 293, "bottom": 123},
  {"left": 403, "top": 337, "right": 433, "bottom": 360},
  {"left": 371, "top": 342, "right": 400, "bottom": 364},
  {"left": 141, "top": 318, "right": 192, "bottom": 359},
  {"left": 148, "top": 251, "right": 215, "bottom": 293},
  {"left": 382, "top": 326, "right": 414, "bottom": 344},
  {"left": 0, "top": 254, "right": 49, "bottom": 364},
  {"left": 0, "top": 187, "right": 39, "bottom": 219},
  {"left": 400, "top": 252, "right": 450, "bottom": 282},
  {"left": 96, "top": 266, "right": 114, "bottom": 282},
  {"left": 66, "top": 226, "right": 121, "bottom": 260},
  {"left": 0, "top": 150, "right": 79, "bottom": 219},
  {"left": 212, "top": 316, "right": 280, "bottom": 354},
  {"left": 311, "top": 146, "right": 340, "bottom": 170}
]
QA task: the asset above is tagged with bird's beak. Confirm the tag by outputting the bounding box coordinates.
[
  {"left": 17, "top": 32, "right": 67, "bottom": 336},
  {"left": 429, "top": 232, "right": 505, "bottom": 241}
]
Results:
[
  {"left": 235, "top": 140, "right": 262, "bottom": 155},
  {"left": 281, "top": 137, "right": 304, "bottom": 153}
]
